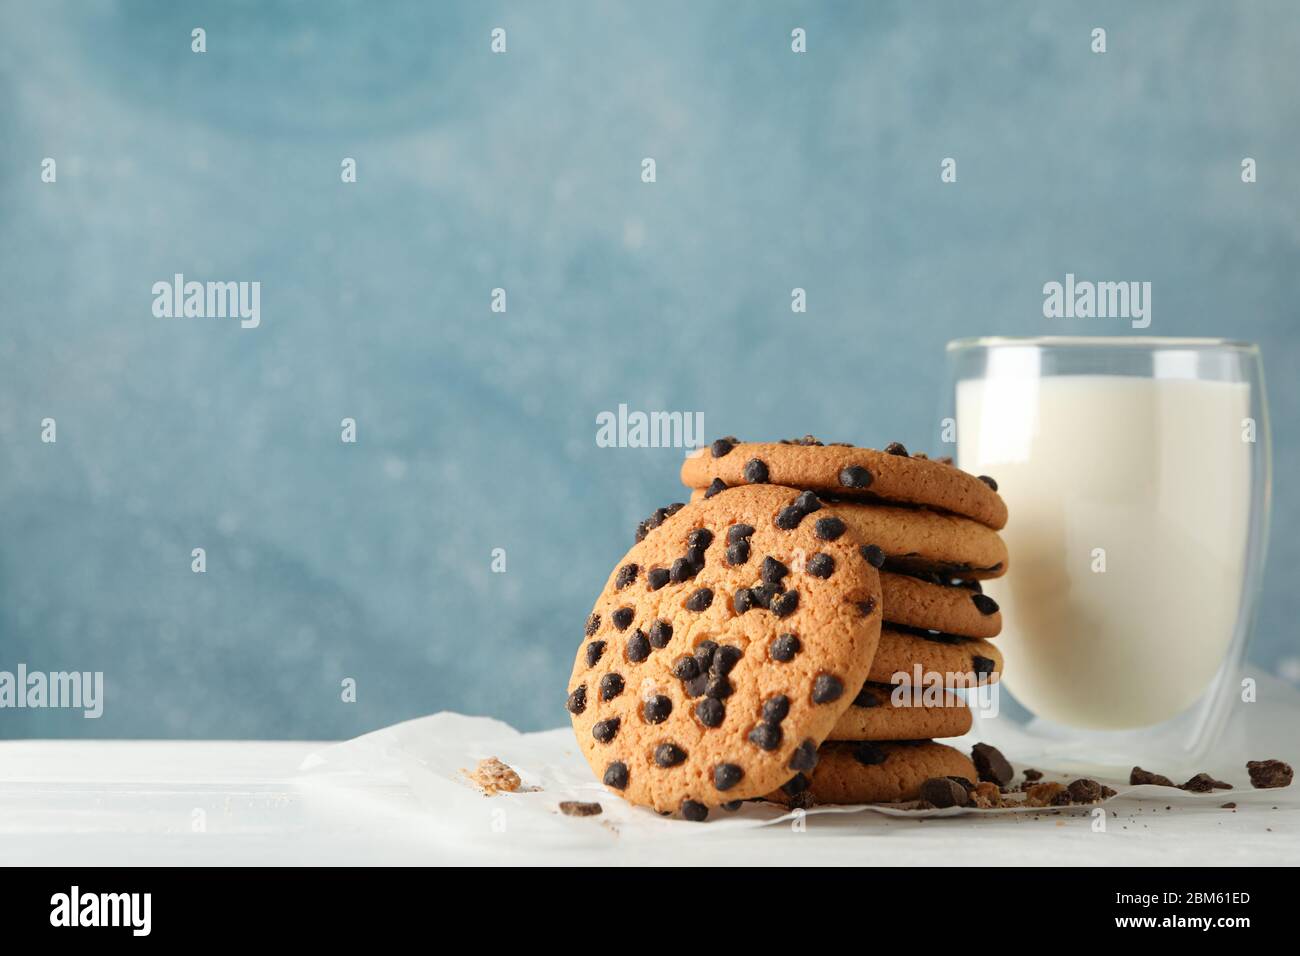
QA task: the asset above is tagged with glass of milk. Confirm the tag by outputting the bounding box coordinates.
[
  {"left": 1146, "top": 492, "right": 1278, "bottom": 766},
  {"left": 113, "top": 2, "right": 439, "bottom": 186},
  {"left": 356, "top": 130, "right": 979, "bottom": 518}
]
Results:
[{"left": 947, "top": 337, "right": 1271, "bottom": 774}]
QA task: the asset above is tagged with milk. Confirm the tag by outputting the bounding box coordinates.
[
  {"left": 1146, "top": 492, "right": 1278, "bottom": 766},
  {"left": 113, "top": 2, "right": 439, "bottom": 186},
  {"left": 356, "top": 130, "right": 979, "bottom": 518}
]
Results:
[{"left": 957, "top": 375, "right": 1251, "bottom": 730}]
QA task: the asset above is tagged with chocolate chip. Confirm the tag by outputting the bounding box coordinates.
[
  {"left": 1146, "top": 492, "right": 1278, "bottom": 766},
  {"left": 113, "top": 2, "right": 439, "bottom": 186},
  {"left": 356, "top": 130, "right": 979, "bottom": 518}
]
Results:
[
  {"left": 705, "top": 675, "right": 733, "bottom": 699},
  {"left": 814, "top": 516, "right": 846, "bottom": 541},
  {"left": 625, "top": 630, "right": 650, "bottom": 663},
  {"left": 762, "top": 695, "right": 790, "bottom": 722},
  {"left": 669, "top": 557, "right": 696, "bottom": 583},
  {"left": 704, "top": 477, "right": 727, "bottom": 498},
  {"left": 710, "top": 438, "right": 735, "bottom": 458},
  {"left": 860, "top": 544, "right": 886, "bottom": 568},
  {"left": 771, "top": 590, "right": 800, "bottom": 618},
  {"left": 972, "top": 743, "right": 1014, "bottom": 786},
  {"left": 793, "top": 490, "right": 822, "bottom": 514},
  {"left": 852, "top": 685, "right": 880, "bottom": 708},
  {"left": 884, "top": 441, "right": 908, "bottom": 456},
  {"left": 643, "top": 695, "right": 673, "bottom": 724},
  {"left": 654, "top": 743, "right": 687, "bottom": 768},
  {"left": 806, "top": 553, "right": 835, "bottom": 578},
  {"left": 646, "top": 619, "right": 673, "bottom": 648},
  {"left": 770, "top": 633, "right": 800, "bottom": 662},
  {"left": 1130, "top": 766, "right": 1176, "bottom": 787},
  {"left": 727, "top": 524, "right": 755, "bottom": 544},
  {"left": 839, "top": 465, "right": 873, "bottom": 489},
  {"left": 947, "top": 775, "right": 976, "bottom": 793},
  {"left": 743, "top": 458, "right": 769, "bottom": 483},
  {"left": 603, "top": 761, "right": 628, "bottom": 789},
  {"left": 858, "top": 597, "right": 877, "bottom": 616},
  {"left": 760, "top": 556, "right": 789, "bottom": 584},
  {"left": 712, "top": 644, "right": 743, "bottom": 676},
  {"left": 680, "top": 799, "right": 709, "bottom": 822},
  {"left": 615, "top": 564, "right": 638, "bottom": 589},
  {"left": 977, "top": 475, "right": 998, "bottom": 491},
  {"left": 1180, "top": 773, "right": 1232, "bottom": 793},
  {"left": 599, "top": 673, "right": 624, "bottom": 700},
  {"left": 919, "top": 776, "right": 970, "bottom": 808},
  {"left": 725, "top": 541, "right": 750, "bottom": 565},
  {"left": 566, "top": 684, "right": 587, "bottom": 714},
  {"left": 671, "top": 656, "right": 699, "bottom": 680},
  {"left": 685, "top": 588, "right": 714, "bottom": 612},
  {"left": 1067, "top": 778, "right": 1105, "bottom": 803},
  {"left": 693, "top": 640, "right": 717, "bottom": 671},
  {"left": 781, "top": 773, "right": 810, "bottom": 795},
  {"left": 695, "top": 697, "right": 725, "bottom": 727},
  {"left": 592, "top": 717, "right": 620, "bottom": 743},
  {"left": 683, "top": 674, "right": 708, "bottom": 698},
  {"left": 734, "top": 587, "right": 755, "bottom": 613},
  {"left": 585, "top": 613, "right": 601, "bottom": 637},
  {"left": 774, "top": 505, "right": 805, "bottom": 530},
  {"left": 811, "top": 674, "right": 843, "bottom": 703},
  {"left": 647, "top": 568, "right": 670, "bottom": 590},
  {"left": 972, "top": 656, "right": 996, "bottom": 677},
  {"left": 687, "top": 528, "right": 714, "bottom": 550},
  {"left": 748, "top": 722, "right": 782, "bottom": 751},
  {"left": 971, "top": 593, "right": 999, "bottom": 615},
  {"left": 559, "top": 801, "right": 603, "bottom": 816},
  {"left": 714, "top": 763, "right": 744, "bottom": 790},
  {"left": 721, "top": 800, "right": 741, "bottom": 811},
  {"left": 611, "top": 607, "right": 634, "bottom": 631},
  {"left": 585, "top": 641, "right": 606, "bottom": 667},
  {"left": 684, "top": 545, "right": 707, "bottom": 568},
  {"left": 749, "top": 582, "right": 780, "bottom": 608},
  {"left": 1247, "top": 759, "right": 1293, "bottom": 789},
  {"left": 852, "top": 742, "right": 887, "bottom": 766},
  {"left": 788, "top": 740, "right": 819, "bottom": 772}
]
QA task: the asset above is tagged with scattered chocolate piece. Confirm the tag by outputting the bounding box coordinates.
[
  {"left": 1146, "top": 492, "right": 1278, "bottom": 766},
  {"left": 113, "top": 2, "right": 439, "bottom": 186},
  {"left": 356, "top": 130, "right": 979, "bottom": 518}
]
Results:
[
  {"left": 559, "top": 801, "right": 602, "bottom": 817},
  {"left": 1025, "top": 782, "right": 1069, "bottom": 807},
  {"left": 462, "top": 757, "right": 522, "bottom": 796},
  {"left": 971, "top": 593, "right": 999, "bottom": 615},
  {"left": 1130, "top": 767, "right": 1176, "bottom": 787},
  {"left": 839, "top": 465, "right": 873, "bottom": 489},
  {"left": 811, "top": 674, "right": 844, "bottom": 704},
  {"left": 860, "top": 544, "right": 886, "bottom": 568},
  {"left": 703, "top": 477, "right": 727, "bottom": 499},
  {"left": 603, "top": 762, "right": 628, "bottom": 789},
  {"left": 977, "top": 475, "right": 998, "bottom": 491},
  {"left": 714, "top": 763, "right": 744, "bottom": 790},
  {"left": 680, "top": 799, "right": 709, "bottom": 822},
  {"left": 1067, "top": 778, "right": 1105, "bottom": 803},
  {"left": 1022, "top": 768, "right": 1042, "bottom": 782},
  {"left": 919, "top": 776, "right": 971, "bottom": 808},
  {"left": 1221, "top": 802, "right": 1237, "bottom": 809},
  {"left": 710, "top": 438, "right": 735, "bottom": 458},
  {"left": 971, "top": 743, "right": 1014, "bottom": 787},
  {"left": 1180, "top": 773, "right": 1232, "bottom": 793},
  {"left": 1247, "top": 759, "right": 1293, "bottom": 789},
  {"left": 884, "top": 441, "right": 909, "bottom": 456},
  {"left": 770, "top": 633, "right": 800, "bottom": 662},
  {"left": 743, "top": 458, "right": 769, "bottom": 483}
]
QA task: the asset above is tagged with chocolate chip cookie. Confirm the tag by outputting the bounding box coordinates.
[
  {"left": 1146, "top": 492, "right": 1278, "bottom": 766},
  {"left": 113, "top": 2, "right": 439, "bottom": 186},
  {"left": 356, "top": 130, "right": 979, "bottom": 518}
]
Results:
[
  {"left": 768, "top": 740, "right": 977, "bottom": 806},
  {"left": 868, "top": 626, "right": 1003, "bottom": 686},
  {"left": 828, "top": 682, "right": 972, "bottom": 741},
  {"left": 567, "top": 485, "right": 883, "bottom": 818},
  {"left": 879, "top": 571, "right": 1000, "bottom": 638}
]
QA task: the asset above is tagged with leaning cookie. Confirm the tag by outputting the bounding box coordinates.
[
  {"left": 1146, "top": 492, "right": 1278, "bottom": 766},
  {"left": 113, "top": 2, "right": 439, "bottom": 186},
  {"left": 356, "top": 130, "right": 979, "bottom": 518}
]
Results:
[
  {"left": 567, "top": 485, "right": 883, "bottom": 819},
  {"left": 828, "top": 683, "right": 972, "bottom": 741},
  {"left": 682, "top": 439, "right": 1006, "bottom": 530},
  {"left": 768, "top": 740, "right": 977, "bottom": 805},
  {"left": 881, "top": 572, "right": 1001, "bottom": 638},
  {"left": 868, "top": 626, "right": 1003, "bottom": 686}
]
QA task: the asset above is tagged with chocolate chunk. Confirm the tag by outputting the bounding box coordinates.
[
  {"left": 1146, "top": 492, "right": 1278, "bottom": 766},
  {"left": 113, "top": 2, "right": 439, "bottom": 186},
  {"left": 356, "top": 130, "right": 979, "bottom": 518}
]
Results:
[
  {"left": 770, "top": 633, "right": 800, "bottom": 662},
  {"left": 733, "top": 587, "right": 755, "bottom": 613},
  {"left": 743, "top": 458, "right": 769, "bottom": 483},
  {"left": 947, "top": 775, "right": 976, "bottom": 793},
  {"left": 615, "top": 563, "right": 638, "bottom": 589},
  {"left": 725, "top": 541, "right": 751, "bottom": 565},
  {"left": 1066, "top": 778, "right": 1105, "bottom": 803},
  {"left": 704, "top": 477, "right": 727, "bottom": 499},
  {"left": 839, "top": 465, "right": 873, "bottom": 489},
  {"left": 710, "top": 438, "right": 735, "bottom": 458},
  {"left": 695, "top": 697, "right": 725, "bottom": 727},
  {"left": 814, "top": 516, "right": 846, "bottom": 541},
  {"left": 793, "top": 490, "right": 822, "bottom": 514},
  {"left": 559, "top": 800, "right": 603, "bottom": 817},
  {"left": 705, "top": 675, "right": 733, "bottom": 699},
  {"left": 1026, "top": 781, "right": 1070, "bottom": 807},
  {"left": 712, "top": 644, "right": 743, "bottom": 676},
  {"left": 775, "top": 505, "right": 805, "bottom": 530},
  {"left": 1180, "top": 773, "right": 1232, "bottom": 793},
  {"left": 852, "top": 685, "right": 880, "bottom": 708},
  {"left": 693, "top": 640, "right": 717, "bottom": 671},
  {"left": 1130, "top": 766, "right": 1176, "bottom": 788},
  {"left": 788, "top": 739, "right": 819, "bottom": 772},
  {"left": 714, "top": 763, "right": 745, "bottom": 791},
  {"left": 654, "top": 743, "right": 687, "bottom": 768},
  {"left": 625, "top": 630, "right": 650, "bottom": 663},
  {"left": 749, "top": 582, "right": 780, "bottom": 608},
  {"left": 884, "top": 441, "right": 908, "bottom": 456},
  {"left": 671, "top": 656, "right": 700, "bottom": 680},
  {"left": 585, "top": 641, "right": 606, "bottom": 667},
  {"left": 599, "top": 673, "right": 624, "bottom": 700},
  {"left": 971, "top": 593, "right": 999, "bottom": 615},
  {"left": 811, "top": 674, "right": 844, "bottom": 704},
  {"left": 748, "top": 722, "right": 782, "bottom": 751},
  {"left": 972, "top": 656, "right": 996, "bottom": 677},
  {"left": 669, "top": 557, "right": 696, "bottom": 584},
  {"left": 585, "top": 613, "right": 601, "bottom": 637},
  {"left": 771, "top": 590, "right": 800, "bottom": 618},
  {"left": 860, "top": 544, "right": 886, "bottom": 568},
  {"left": 806, "top": 553, "right": 835, "bottom": 578},
  {"left": 977, "top": 475, "right": 998, "bottom": 491},
  {"left": 592, "top": 718, "right": 620, "bottom": 743},
  {"left": 1247, "top": 759, "right": 1293, "bottom": 789},
  {"left": 852, "top": 742, "right": 887, "bottom": 766},
  {"left": 782, "top": 773, "right": 810, "bottom": 795},
  {"left": 647, "top": 567, "right": 670, "bottom": 590},
  {"left": 971, "top": 743, "right": 1014, "bottom": 786},
  {"left": 762, "top": 695, "right": 790, "bottom": 722},
  {"left": 680, "top": 799, "right": 709, "bottom": 822},
  {"left": 919, "top": 776, "right": 970, "bottom": 808},
  {"left": 1022, "top": 768, "right": 1043, "bottom": 782},
  {"left": 643, "top": 695, "right": 673, "bottom": 724},
  {"left": 603, "top": 762, "right": 628, "bottom": 789},
  {"left": 727, "top": 523, "right": 755, "bottom": 544},
  {"left": 684, "top": 588, "right": 714, "bottom": 612},
  {"left": 566, "top": 684, "right": 587, "bottom": 715},
  {"left": 687, "top": 528, "right": 714, "bottom": 551},
  {"left": 611, "top": 607, "right": 634, "bottom": 631},
  {"left": 760, "top": 556, "right": 789, "bottom": 584},
  {"left": 647, "top": 619, "right": 673, "bottom": 648}
]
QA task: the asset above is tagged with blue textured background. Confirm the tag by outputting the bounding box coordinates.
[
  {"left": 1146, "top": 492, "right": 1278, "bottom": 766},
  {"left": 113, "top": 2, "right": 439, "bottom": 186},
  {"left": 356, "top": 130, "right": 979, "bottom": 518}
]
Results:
[{"left": 2, "top": 0, "right": 1297, "bottom": 738}]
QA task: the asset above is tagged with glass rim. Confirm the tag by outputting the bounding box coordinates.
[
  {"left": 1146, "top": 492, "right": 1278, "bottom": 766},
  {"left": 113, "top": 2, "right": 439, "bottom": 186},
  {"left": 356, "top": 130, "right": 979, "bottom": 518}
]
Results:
[{"left": 946, "top": 336, "right": 1258, "bottom": 353}]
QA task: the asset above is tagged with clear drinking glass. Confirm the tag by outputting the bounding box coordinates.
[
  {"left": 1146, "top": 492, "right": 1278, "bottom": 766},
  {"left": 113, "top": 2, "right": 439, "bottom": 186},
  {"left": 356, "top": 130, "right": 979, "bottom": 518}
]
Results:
[{"left": 944, "top": 337, "right": 1271, "bottom": 775}]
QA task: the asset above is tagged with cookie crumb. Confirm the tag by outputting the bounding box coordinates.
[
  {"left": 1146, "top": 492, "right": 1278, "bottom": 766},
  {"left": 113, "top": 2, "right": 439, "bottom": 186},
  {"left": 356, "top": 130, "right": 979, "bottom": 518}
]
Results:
[
  {"left": 1025, "top": 782, "right": 1068, "bottom": 807},
  {"left": 971, "top": 781, "right": 1003, "bottom": 808},
  {"left": 1221, "top": 802, "right": 1237, "bottom": 809},
  {"left": 1130, "top": 766, "right": 1175, "bottom": 787},
  {"left": 1179, "top": 772, "right": 1232, "bottom": 793},
  {"left": 462, "top": 756, "right": 522, "bottom": 796},
  {"left": 559, "top": 801, "right": 603, "bottom": 817},
  {"left": 1066, "top": 778, "right": 1107, "bottom": 803},
  {"left": 1247, "top": 759, "right": 1293, "bottom": 789}
]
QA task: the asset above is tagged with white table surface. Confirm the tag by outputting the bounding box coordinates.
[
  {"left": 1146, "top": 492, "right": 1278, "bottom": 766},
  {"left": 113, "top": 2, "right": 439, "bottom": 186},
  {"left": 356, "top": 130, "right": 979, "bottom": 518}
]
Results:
[{"left": 2, "top": 738, "right": 1295, "bottom": 866}]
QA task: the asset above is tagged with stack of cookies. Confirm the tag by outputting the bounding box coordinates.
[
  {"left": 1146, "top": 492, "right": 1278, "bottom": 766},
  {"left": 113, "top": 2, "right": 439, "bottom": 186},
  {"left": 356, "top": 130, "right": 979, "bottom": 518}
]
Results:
[{"left": 566, "top": 436, "right": 1009, "bottom": 820}]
